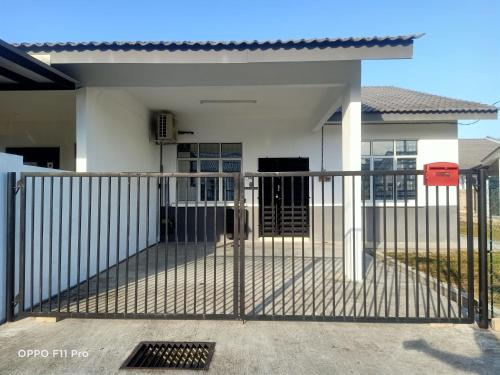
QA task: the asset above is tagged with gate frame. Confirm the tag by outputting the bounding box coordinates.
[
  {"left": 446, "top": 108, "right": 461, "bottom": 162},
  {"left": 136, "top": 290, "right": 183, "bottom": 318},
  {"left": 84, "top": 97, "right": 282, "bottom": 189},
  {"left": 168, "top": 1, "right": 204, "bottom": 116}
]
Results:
[{"left": 4, "top": 169, "right": 491, "bottom": 326}]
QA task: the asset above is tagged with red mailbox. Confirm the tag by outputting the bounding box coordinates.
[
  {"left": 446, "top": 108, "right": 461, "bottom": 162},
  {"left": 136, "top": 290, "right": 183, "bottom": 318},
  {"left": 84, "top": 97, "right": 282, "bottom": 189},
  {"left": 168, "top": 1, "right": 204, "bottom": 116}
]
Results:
[{"left": 424, "top": 162, "right": 459, "bottom": 186}]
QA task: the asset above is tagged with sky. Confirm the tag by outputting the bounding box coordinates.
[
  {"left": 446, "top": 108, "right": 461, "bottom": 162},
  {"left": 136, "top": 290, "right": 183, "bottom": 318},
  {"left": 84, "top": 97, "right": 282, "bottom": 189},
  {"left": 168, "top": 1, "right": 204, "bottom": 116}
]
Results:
[{"left": 1, "top": 0, "right": 499, "bottom": 138}]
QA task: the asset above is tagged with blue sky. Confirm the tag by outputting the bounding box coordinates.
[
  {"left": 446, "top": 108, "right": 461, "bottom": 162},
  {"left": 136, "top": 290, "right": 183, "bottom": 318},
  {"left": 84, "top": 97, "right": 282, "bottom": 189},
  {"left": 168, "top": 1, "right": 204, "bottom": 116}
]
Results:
[{"left": 1, "top": 0, "right": 498, "bottom": 138}]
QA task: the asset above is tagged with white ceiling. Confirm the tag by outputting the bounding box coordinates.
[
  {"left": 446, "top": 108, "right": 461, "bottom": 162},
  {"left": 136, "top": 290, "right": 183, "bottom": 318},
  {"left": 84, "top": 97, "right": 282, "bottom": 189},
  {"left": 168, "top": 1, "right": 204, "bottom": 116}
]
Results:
[{"left": 126, "top": 85, "right": 344, "bottom": 120}]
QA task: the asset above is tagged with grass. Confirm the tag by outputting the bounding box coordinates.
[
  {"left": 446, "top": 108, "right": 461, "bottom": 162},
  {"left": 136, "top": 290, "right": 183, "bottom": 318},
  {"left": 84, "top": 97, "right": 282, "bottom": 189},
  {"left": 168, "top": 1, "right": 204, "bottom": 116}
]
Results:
[
  {"left": 459, "top": 220, "right": 500, "bottom": 241},
  {"left": 388, "top": 250, "right": 500, "bottom": 309}
]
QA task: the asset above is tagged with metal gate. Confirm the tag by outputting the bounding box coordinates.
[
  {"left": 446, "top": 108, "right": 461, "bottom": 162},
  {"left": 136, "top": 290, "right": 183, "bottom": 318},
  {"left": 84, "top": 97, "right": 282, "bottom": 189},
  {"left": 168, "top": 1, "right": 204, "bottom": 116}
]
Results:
[{"left": 5, "top": 170, "right": 490, "bottom": 326}]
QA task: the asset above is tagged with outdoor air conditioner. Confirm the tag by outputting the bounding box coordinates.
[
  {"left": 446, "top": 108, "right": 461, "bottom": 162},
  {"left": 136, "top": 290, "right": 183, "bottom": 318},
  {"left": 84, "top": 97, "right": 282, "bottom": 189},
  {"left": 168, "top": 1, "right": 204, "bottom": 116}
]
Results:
[{"left": 153, "top": 111, "right": 176, "bottom": 143}]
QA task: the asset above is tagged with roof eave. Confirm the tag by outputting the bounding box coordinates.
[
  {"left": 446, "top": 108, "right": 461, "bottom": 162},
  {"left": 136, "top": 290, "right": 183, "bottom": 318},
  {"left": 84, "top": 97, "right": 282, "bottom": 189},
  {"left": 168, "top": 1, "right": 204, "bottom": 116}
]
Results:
[{"left": 327, "top": 111, "right": 498, "bottom": 123}]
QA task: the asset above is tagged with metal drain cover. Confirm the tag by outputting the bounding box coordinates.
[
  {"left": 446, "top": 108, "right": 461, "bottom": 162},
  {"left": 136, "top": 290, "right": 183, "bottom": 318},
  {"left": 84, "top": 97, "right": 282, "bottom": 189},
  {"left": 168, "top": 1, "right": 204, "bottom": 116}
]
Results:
[{"left": 121, "top": 341, "right": 215, "bottom": 370}]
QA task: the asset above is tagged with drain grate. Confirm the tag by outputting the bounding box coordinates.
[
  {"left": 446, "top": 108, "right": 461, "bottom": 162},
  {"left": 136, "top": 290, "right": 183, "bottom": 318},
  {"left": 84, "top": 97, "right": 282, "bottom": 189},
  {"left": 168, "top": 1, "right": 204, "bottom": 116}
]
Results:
[{"left": 121, "top": 342, "right": 215, "bottom": 370}]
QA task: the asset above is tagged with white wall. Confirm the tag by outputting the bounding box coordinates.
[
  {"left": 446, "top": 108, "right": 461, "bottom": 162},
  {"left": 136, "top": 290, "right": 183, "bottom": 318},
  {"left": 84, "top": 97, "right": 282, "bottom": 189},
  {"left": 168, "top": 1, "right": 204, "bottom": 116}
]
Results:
[
  {"left": 76, "top": 88, "right": 158, "bottom": 172},
  {"left": 0, "top": 91, "right": 76, "bottom": 171},
  {"left": 0, "top": 153, "right": 63, "bottom": 323},
  {"left": 159, "top": 117, "right": 458, "bottom": 206}
]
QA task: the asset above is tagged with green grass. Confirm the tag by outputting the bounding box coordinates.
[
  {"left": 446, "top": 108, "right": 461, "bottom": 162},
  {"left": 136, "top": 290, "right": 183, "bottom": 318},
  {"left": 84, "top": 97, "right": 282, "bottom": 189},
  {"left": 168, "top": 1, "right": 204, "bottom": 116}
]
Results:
[
  {"left": 388, "top": 250, "right": 500, "bottom": 308},
  {"left": 459, "top": 220, "right": 500, "bottom": 241}
]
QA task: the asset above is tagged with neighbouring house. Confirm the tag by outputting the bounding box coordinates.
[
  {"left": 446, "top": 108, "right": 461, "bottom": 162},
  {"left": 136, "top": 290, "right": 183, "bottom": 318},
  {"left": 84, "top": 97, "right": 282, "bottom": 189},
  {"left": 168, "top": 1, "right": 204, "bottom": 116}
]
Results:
[
  {"left": 459, "top": 138, "right": 500, "bottom": 215},
  {"left": 0, "top": 35, "right": 498, "bottom": 325}
]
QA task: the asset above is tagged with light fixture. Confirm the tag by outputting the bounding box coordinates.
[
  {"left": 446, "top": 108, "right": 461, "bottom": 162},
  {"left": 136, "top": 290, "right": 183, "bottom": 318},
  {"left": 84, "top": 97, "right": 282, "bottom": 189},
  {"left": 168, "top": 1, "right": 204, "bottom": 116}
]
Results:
[{"left": 200, "top": 99, "right": 257, "bottom": 104}]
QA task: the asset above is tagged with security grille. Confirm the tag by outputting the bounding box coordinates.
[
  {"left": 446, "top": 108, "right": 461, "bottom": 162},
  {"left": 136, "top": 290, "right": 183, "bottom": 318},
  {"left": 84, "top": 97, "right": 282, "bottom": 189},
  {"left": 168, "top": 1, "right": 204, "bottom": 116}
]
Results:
[{"left": 121, "top": 342, "right": 215, "bottom": 370}]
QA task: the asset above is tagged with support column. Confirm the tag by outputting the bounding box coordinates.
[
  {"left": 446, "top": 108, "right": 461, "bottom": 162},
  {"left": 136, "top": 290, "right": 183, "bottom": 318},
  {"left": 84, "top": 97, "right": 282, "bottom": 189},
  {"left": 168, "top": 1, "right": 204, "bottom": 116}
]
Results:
[
  {"left": 75, "top": 88, "right": 89, "bottom": 172},
  {"left": 342, "top": 81, "right": 363, "bottom": 281}
]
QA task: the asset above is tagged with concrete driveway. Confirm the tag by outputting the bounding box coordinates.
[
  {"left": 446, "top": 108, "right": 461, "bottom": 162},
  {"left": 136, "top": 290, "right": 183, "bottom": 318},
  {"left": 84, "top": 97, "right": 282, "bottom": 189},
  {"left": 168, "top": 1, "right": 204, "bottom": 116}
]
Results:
[{"left": 0, "top": 318, "right": 498, "bottom": 374}]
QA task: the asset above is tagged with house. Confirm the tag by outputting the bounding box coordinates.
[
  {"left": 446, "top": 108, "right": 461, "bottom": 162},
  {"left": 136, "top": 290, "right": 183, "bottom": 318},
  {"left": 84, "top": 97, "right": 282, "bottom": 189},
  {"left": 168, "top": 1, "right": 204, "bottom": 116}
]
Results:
[{"left": 0, "top": 35, "right": 497, "bottom": 325}]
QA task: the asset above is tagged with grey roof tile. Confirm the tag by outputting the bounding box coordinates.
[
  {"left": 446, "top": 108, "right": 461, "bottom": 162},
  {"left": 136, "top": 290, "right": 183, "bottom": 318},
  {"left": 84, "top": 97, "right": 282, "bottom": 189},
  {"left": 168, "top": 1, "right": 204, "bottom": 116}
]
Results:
[
  {"left": 329, "top": 86, "right": 497, "bottom": 120},
  {"left": 13, "top": 34, "right": 422, "bottom": 53},
  {"left": 359, "top": 86, "right": 498, "bottom": 114}
]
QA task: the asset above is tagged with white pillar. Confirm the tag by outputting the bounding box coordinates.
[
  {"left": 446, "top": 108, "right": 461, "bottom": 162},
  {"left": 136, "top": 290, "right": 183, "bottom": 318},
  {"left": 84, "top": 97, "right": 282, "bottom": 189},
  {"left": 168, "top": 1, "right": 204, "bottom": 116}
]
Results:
[
  {"left": 342, "top": 82, "right": 363, "bottom": 281},
  {"left": 75, "top": 88, "right": 89, "bottom": 172}
]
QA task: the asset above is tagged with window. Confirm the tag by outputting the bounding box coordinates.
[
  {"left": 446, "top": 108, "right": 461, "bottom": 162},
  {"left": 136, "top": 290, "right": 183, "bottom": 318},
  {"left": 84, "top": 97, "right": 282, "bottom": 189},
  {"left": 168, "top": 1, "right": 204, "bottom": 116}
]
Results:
[
  {"left": 362, "top": 140, "right": 417, "bottom": 201},
  {"left": 177, "top": 143, "right": 242, "bottom": 201}
]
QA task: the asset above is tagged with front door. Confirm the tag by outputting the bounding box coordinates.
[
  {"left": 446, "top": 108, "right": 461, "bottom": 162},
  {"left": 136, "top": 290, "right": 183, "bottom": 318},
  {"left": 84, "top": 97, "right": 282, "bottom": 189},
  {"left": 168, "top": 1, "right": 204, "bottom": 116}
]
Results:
[{"left": 258, "top": 158, "right": 309, "bottom": 236}]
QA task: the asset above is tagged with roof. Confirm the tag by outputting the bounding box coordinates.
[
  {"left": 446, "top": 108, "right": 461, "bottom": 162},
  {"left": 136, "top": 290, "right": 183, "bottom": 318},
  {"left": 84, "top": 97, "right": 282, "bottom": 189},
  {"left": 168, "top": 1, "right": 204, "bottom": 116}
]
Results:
[
  {"left": 14, "top": 34, "right": 423, "bottom": 53},
  {"left": 0, "top": 39, "right": 77, "bottom": 91},
  {"left": 328, "top": 86, "right": 498, "bottom": 122},
  {"left": 459, "top": 138, "right": 500, "bottom": 169}
]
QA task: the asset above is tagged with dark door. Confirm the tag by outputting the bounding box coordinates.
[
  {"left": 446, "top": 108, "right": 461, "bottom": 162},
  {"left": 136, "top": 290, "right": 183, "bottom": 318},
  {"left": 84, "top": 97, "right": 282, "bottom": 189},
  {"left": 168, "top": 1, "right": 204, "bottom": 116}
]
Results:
[
  {"left": 258, "top": 158, "right": 309, "bottom": 236},
  {"left": 6, "top": 147, "right": 60, "bottom": 169}
]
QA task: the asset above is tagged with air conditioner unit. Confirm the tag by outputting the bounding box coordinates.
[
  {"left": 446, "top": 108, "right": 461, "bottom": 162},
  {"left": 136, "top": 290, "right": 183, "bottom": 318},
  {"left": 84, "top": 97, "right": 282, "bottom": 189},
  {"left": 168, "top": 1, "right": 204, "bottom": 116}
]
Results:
[{"left": 153, "top": 111, "right": 176, "bottom": 143}]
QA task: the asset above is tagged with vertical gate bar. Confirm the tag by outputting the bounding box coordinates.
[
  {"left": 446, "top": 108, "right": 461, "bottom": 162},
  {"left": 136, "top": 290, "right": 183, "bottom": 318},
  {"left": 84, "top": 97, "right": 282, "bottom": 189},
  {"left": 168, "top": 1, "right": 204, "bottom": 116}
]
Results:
[
  {"left": 341, "top": 176, "right": 346, "bottom": 318},
  {"left": 393, "top": 175, "right": 398, "bottom": 319},
  {"left": 446, "top": 186, "right": 451, "bottom": 318},
  {"left": 415, "top": 172, "right": 419, "bottom": 318},
  {"left": 115, "top": 177, "right": 121, "bottom": 314},
  {"left": 67, "top": 178, "right": 73, "bottom": 313},
  {"left": 154, "top": 177, "right": 160, "bottom": 314},
  {"left": 203, "top": 177, "right": 207, "bottom": 315},
  {"left": 57, "top": 177, "right": 63, "bottom": 312},
  {"left": 213, "top": 177, "right": 217, "bottom": 315},
  {"left": 282, "top": 176, "right": 285, "bottom": 316},
  {"left": 331, "top": 176, "right": 335, "bottom": 317},
  {"left": 466, "top": 172, "right": 474, "bottom": 321},
  {"left": 232, "top": 175, "right": 240, "bottom": 318},
  {"left": 39, "top": 176, "right": 45, "bottom": 312},
  {"left": 456, "top": 182, "right": 462, "bottom": 320},
  {"left": 125, "top": 176, "right": 131, "bottom": 314},
  {"left": 291, "top": 176, "right": 295, "bottom": 315},
  {"left": 425, "top": 184, "right": 430, "bottom": 318},
  {"left": 311, "top": 176, "right": 316, "bottom": 316},
  {"left": 30, "top": 177, "right": 35, "bottom": 312},
  {"left": 301, "top": 176, "right": 305, "bottom": 317},
  {"left": 76, "top": 176, "right": 82, "bottom": 313},
  {"left": 135, "top": 177, "right": 141, "bottom": 314},
  {"left": 164, "top": 177, "right": 170, "bottom": 314},
  {"left": 362, "top": 181, "right": 366, "bottom": 317},
  {"left": 383, "top": 175, "right": 388, "bottom": 317},
  {"left": 488, "top": 177, "right": 493, "bottom": 320},
  {"left": 194, "top": 176, "right": 198, "bottom": 315},
  {"left": 262, "top": 177, "right": 266, "bottom": 316},
  {"left": 436, "top": 186, "right": 441, "bottom": 319},
  {"left": 223, "top": 177, "right": 227, "bottom": 315},
  {"left": 166, "top": 177, "right": 172, "bottom": 313},
  {"left": 271, "top": 176, "right": 275, "bottom": 315},
  {"left": 478, "top": 168, "right": 489, "bottom": 328},
  {"left": 184, "top": 177, "right": 188, "bottom": 315},
  {"left": 85, "top": 177, "right": 92, "bottom": 313},
  {"left": 48, "top": 177, "right": 54, "bottom": 312},
  {"left": 96, "top": 177, "right": 102, "bottom": 313},
  {"left": 239, "top": 174, "right": 246, "bottom": 319},
  {"left": 321, "top": 178, "right": 325, "bottom": 317},
  {"left": 6, "top": 173, "right": 16, "bottom": 321},
  {"left": 174, "top": 178, "right": 178, "bottom": 314},
  {"left": 404, "top": 175, "right": 409, "bottom": 318},
  {"left": 145, "top": 177, "right": 150, "bottom": 314},
  {"left": 372, "top": 174, "right": 377, "bottom": 318},
  {"left": 105, "top": 177, "right": 111, "bottom": 313},
  {"left": 252, "top": 177, "right": 256, "bottom": 315},
  {"left": 352, "top": 176, "right": 357, "bottom": 318},
  {"left": 19, "top": 175, "right": 27, "bottom": 317}
]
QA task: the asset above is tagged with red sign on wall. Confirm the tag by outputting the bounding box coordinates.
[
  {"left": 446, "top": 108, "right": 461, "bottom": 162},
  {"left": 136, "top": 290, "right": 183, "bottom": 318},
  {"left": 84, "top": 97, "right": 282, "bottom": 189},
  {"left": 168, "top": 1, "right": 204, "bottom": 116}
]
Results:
[{"left": 423, "top": 162, "right": 459, "bottom": 186}]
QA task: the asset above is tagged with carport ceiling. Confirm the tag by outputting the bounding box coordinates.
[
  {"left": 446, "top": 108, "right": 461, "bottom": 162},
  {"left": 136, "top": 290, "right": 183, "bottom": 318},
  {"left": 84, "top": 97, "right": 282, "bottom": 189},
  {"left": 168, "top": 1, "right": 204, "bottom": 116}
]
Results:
[
  {"left": 0, "top": 39, "right": 77, "bottom": 91},
  {"left": 126, "top": 85, "right": 344, "bottom": 119}
]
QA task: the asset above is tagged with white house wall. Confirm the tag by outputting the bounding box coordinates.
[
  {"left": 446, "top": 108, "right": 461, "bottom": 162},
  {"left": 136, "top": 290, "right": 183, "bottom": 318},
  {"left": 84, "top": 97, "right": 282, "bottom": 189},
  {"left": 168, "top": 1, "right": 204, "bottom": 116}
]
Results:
[{"left": 76, "top": 88, "right": 158, "bottom": 172}]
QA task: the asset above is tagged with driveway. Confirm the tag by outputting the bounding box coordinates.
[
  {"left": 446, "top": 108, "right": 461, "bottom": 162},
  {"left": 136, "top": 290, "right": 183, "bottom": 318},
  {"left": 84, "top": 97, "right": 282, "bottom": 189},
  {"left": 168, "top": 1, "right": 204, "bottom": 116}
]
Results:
[{"left": 0, "top": 318, "right": 498, "bottom": 374}]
